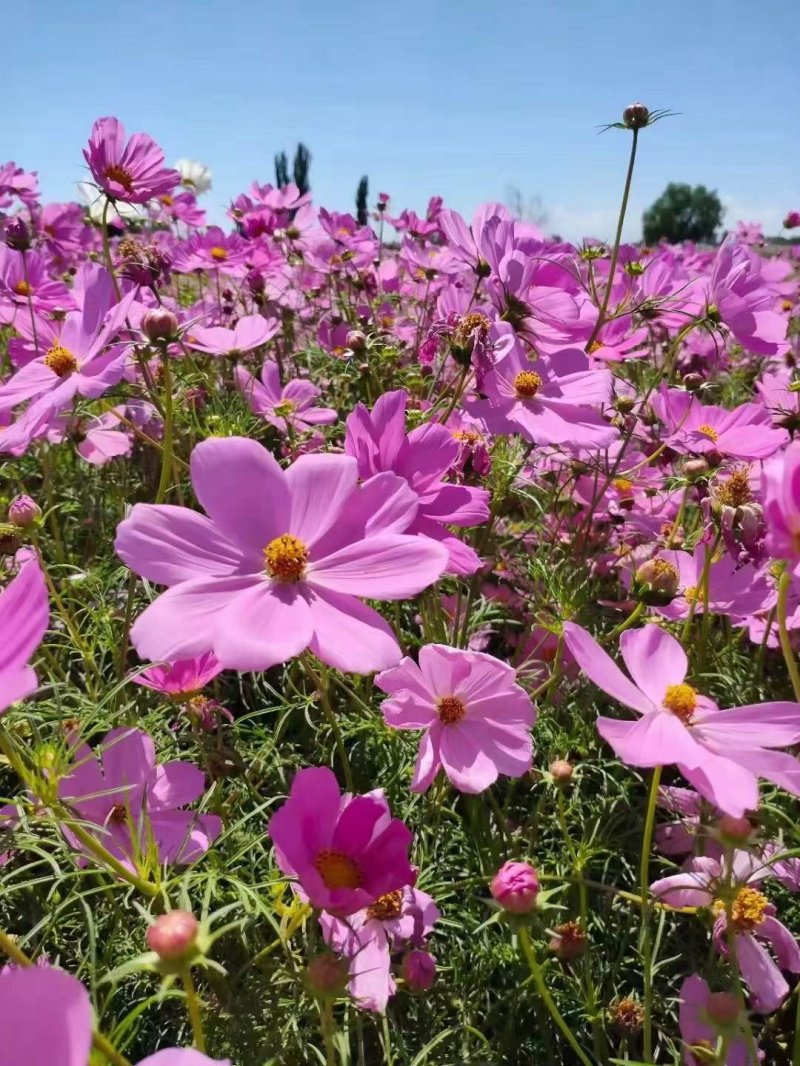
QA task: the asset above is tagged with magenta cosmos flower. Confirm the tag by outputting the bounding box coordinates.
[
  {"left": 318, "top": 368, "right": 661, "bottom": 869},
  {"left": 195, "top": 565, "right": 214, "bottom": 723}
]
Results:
[
  {"left": 653, "top": 851, "right": 800, "bottom": 1014},
  {"left": 0, "top": 965, "right": 229, "bottom": 1066},
  {"left": 134, "top": 652, "right": 223, "bottom": 698},
  {"left": 58, "top": 726, "right": 221, "bottom": 872},
  {"left": 236, "top": 361, "right": 337, "bottom": 432},
  {"left": 679, "top": 974, "right": 756, "bottom": 1066},
  {"left": 84, "top": 116, "right": 179, "bottom": 204},
  {"left": 763, "top": 439, "right": 800, "bottom": 564},
  {"left": 0, "top": 553, "right": 48, "bottom": 714},
  {"left": 465, "top": 335, "right": 617, "bottom": 451},
  {"left": 116, "top": 438, "right": 448, "bottom": 674},
  {"left": 563, "top": 622, "right": 800, "bottom": 816},
  {"left": 268, "top": 766, "right": 414, "bottom": 916},
  {"left": 375, "top": 644, "right": 534, "bottom": 793}
]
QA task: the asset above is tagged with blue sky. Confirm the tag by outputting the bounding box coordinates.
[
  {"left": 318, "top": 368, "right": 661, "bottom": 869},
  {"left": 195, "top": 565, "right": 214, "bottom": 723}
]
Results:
[{"left": 7, "top": 0, "right": 799, "bottom": 240}]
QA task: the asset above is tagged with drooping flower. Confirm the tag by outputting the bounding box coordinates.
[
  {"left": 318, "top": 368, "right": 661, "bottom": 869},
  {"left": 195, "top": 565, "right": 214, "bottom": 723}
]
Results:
[
  {"left": 115, "top": 438, "right": 448, "bottom": 674},
  {"left": 345, "top": 390, "right": 490, "bottom": 575},
  {"left": 84, "top": 116, "right": 179, "bottom": 204},
  {"left": 58, "top": 726, "right": 221, "bottom": 872},
  {"left": 268, "top": 766, "right": 415, "bottom": 916},
  {"left": 235, "top": 361, "right": 337, "bottom": 432},
  {"left": 0, "top": 554, "right": 49, "bottom": 714},
  {"left": 563, "top": 622, "right": 800, "bottom": 816},
  {"left": 320, "top": 884, "right": 439, "bottom": 1011},
  {"left": 375, "top": 644, "right": 534, "bottom": 793}
]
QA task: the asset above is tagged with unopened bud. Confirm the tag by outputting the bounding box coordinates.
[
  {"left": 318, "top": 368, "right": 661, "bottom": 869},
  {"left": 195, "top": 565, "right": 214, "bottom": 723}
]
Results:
[
  {"left": 633, "top": 558, "right": 680, "bottom": 605},
  {"left": 305, "top": 952, "right": 349, "bottom": 997},
  {"left": 401, "top": 949, "right": 437, "bottom": 992},
  {"left": 683, "top": 458, "right": 709, "bottom": 480},
  {"left": 346, "top": 329, "right": 367, "bottom": 352},
  {"left": 549, "top": 759, "right": 574, "bottom": 785},
  {"left": 146, "top": 910, "right": 199, "bottom": 962},
  {"left": 4, "top": 218, "right": 31, "bottom": 252},
  {"left": 8, "top": 495, "right": 41, "bottom": 528},
  {"left": 715, "top": 814, "right": 753, "bottom": 842},
  {"left": 683, "top": 372, "right": 704, "bottom": 392},
  {"left": 490, "top": 861, "right": 540, "bottom": 915},
  {"left": 622, "top": 103, "right": 650, "bottom": 130},
  {"left": 142, "top": 309, "right": 179, "bottom": 343},
  {"left": 705, "top": 990, "right": 740, "bottom": 1026},
  {"left": 548, "top": 920, "right": 586, "bottom": 961},
  {"left": 615, "top": 395, "right": 635, "bottom": 414}
]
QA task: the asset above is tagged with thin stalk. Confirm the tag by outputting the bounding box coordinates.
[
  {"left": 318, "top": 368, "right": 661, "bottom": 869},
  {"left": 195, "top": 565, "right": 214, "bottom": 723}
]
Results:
[
  {"left": 301, "top": 656, "right": 354, "bottom": 791},
  {"left": 518, "top": 926, "right": 594, "bottom": 1066},
  {"left": 640, "top": 765, "right": 663, "bottom": 1062},
  {"left": 320, "top": 1001, "right": 337, "bottom": 1066},
  {"left": 155, "top": 349, "right": 174, "bottom": 504},
  {"left": 101, "top": 199, "right": 122, "bottom": 300},
  {"left": 21, "top": 250, "right": 39, "bottom": 354},
  {"left": 585, "top": 127, "right": 639, "bottom": 351},
  {"left": 180, "top": 966, "right": 207, "bottom": 1052},
  {"left": 777, "top": 570, "right": 800, "bottom": 702}
]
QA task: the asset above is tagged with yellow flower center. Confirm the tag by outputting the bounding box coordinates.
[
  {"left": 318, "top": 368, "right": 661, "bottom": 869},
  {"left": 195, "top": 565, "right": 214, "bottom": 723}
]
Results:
[
  {"left": 683, "top": 585, "right": 700, "bottom": 604},
  {"left": 13, "top": 280, "right": 31, "bottom": 297},
  {"left": 712, "top": 886, "right": 769, "bottom": 933},
  {"left": 314, "top": 848, "right": 362, "bottom": 890},
  {"left": 160, "top": 194, "right": 174, "bottom": 206},
  {"left": 697, "top": 424, "right": 719, "bottom": 441},
  {"left": 103, "top": 164, "right": 134, "bottom": 194},
  {"left": 437, "top": 695, "right": 467, "bottom": 724},
  {"left": 273, "top": 400, "right": 297, "bottom": 418},
  {"left": 513, "top": 370, "right": 542, "bottom": 399},
  {"left": 453, "top": 429, "right": 481, "bottom": 445},
  {"left": 366, "top": 889, "right": 404, "bottom": 921},
  {"left": 714, "top": 467, "right": 753, "bottom": 508},
  {"left": 210, "top": 246, "right": 228, "bottom": 262},
  {"left": 782, "top": 299, "right": 793, "bottom": 312},
  {"left": 588, "top": 340, "right": 604, "bottom": 353},
  {"left": 44, "top": 344, "right": 78, "bottom": 377},
  {"left": 663, "top": 683, "right": 697, "bottom": 723},
  {"left": 264, "top": 534, "right": 309, "bottom": 582},
  {"left": 612, "top": 477, "right": 634, "bottom": 494}
]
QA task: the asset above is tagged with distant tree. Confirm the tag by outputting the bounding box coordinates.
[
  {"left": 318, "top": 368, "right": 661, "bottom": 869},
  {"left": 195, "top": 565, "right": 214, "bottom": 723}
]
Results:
[
  {"left": 642, "top": 183, "right": 724, "bottom": 245},
  {"left": 504, "top": 185, "right": 548, "bottom": 228},
  {"left": 293, "top": 143, "right": 312, "bottom": 196},
  {"left": 274, "top": 151, "right": 289, "bottom": 189},
  {"left": 356, "top": 176, "right": 369, "bottom": 226}
]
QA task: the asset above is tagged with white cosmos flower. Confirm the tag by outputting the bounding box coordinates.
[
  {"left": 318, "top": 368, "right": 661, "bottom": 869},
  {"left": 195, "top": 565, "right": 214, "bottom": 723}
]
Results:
[
  {"left": 174, "top": 159, "right": 212, "bottom": 195},
  {"left": 76, "top": 182, "right": 142, "bottom": 224}
]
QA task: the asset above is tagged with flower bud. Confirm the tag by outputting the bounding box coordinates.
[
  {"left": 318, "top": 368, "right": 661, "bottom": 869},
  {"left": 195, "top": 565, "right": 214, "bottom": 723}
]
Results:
[
  {"left": 245, "top": 268, "right": 265, "bottom": 295},
  {"left": 146, "top": 910, "right": 199, "bottom": 962},
  {"left": 4, "top": 218, "right": 31, "bottom": 252},
  {"left": 346, "top": 329, "right": 367, "bottom": 352},
  {"left": 682, "top": 372, "right": 704, "bottom": 392},
  {"left": 142, "top": 309, "right": 179, "bottom": 343},
  {"left": 549, "top": 759, "right": 574, "bottom": 785},
  {"left": 633, "top": 558, "right": 680, "bottom": 605},
  {"left": 305, "top": 952, "right": 349, "bottom": 997},
  {"left": 715, "top": 814, "right": 753, "bottom": 842},
  {"left": 548, "top": 920, "right": 586, "bottom": 961},
  {"left": 784, "top": 211, "right": 800, "bottom": 230},
  {"left": 683, "top": 458, "right": 709, "bottom": 480},
  {"left": 608, "top": 997, "right": 644, "bottom": 1032},
  {"left": 401, "top": 949, "right": 437, "bottom": 992},
  {"left": 490, "top": 860, "right": 540, "bottom": 915},
  {"left": 622, "top": 103, "right": 650, "bottom": 129},
  {"left": 705, "top": 990, "right": 740, "bottom": 1026},
  {"left": 8, "top": 495, "right": 41, "bottom": 528}
]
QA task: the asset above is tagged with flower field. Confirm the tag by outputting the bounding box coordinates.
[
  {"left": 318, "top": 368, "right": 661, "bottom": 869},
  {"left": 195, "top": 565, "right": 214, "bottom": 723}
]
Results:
[{"left": 1, "top": 108, "right": 800, "bottom": 1065}]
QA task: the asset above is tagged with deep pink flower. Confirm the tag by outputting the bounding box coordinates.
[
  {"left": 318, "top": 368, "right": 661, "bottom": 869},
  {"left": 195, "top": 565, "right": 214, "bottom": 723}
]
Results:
[
  {"left": 345, "top": 390, "right": 490, "bottom": 575},
  {"left": 0, "top": 554, "right": 48, "bottom": 714},
  {"left": 58, "top": 726, "right": 221, "bottom": 872},
  {"left": 465, "top": 334, "right": 616, "bottom": 451},
  {"left": 115, "top": 438, "right": 448, "bottom": 674},
  {"left": 0, "top": 965, "right": 229, "bottom": 1066},
  {"left": 0, "top": 246, "right": 72, "bottom": 317},
  {"left": 268, "top": 766, "right": 415, "bottom": 916},
  {"left": 563, "top": 622, "right": 800, "bottom": 816},
  {"left": 321, "top": 885, "right": 439, "bottom": 1011},
  {"left": 490, "top": 860, "right": 540, "bottom": 914},
  {"left": 134, "top": 652, "right": 223, "bottom": 698},
  {"left": 679, "top": 974, "right": 756, "bottom": 1065},
  {"left": 236, "top": 361, "right": 337, "bottom": 432},
  {"left": 84, "top": 116, "right": 179, "bottom": 204},
  {"left": 784, "top": 211, "right": 800, "bottom": 230},
  {"left": 375, "top": 644, "right": 534, "bottom": 793}
]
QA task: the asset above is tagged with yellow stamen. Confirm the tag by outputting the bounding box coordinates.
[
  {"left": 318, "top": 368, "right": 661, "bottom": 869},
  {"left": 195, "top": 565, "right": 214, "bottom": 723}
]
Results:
[
  {"left": 44, "top": 344, "right": 78, "bottom": 377},
  {"left": 264, "top": 534, "right": 309, "bottom": 582},
  {"left": 697, "top": 424, "right": 719, "bottom": 441},
  {"left": 103, "top": 164, "right": 134, "bottom": 194},
  {"left": 663, "top": 682, "right": 697, "bottom": 723},
  {"left": 210, "top": 246, "right": 228, "bottom": 262},
  {"left": 437, "top": 695, "right": 466, "bottom": 724},
  {"left": 513, "top": 370, "right": 542, "bottom": 399},
  {"left": 314, "top": 848, "right": 362, "bottom": 890}
]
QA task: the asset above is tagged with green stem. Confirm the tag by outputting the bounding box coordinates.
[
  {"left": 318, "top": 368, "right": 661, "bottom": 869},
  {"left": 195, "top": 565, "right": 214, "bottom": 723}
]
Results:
[
  {"left": 21, "top": 250, "right": 39, "bottom": 354},
  {"left": 518, "top": 926, "right": 594, "bottom": 1066},
  {"left": 585, "top": 127, "right": 639, "bottom": 351},
  {"left": 602, "top": 599, "right": 645, "bottom": 644},
  {"left": 155, "top": 348, "right": 174, "bottom": 504},
  {"left": 181, "top": 966, "right": 207, "bottom": 1052},
  {"left": 777, "top": 570, "right": 800, "bottom": 702},
  {"left": 301, "top": 656, "right": 354, "bottom": 791},
  {"left": 640, "top": 764, "right": 662, "bottom": 1062},
  {"left": 320, "top": 1000, "right": 337, "bottom": 1066},
  {"left": 101, "top": 199, "right": 122, "bottom": 300}
]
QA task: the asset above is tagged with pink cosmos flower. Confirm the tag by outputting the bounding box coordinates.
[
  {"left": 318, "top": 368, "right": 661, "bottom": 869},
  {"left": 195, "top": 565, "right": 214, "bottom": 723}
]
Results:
[
  {"left": 375, "top": 644, "right": 534, "bottom": 793},
  {"left": 465, "top": 334, "right": 616, "bottom": 451},
  {"left": 171, "top": 227, "right": 249, "bottom": 274},
  {"left": 653, "top": 852, "right": 800, "bottom": 1014},
  {"left": 0, "top": 246, "right": 72, "bottom": 318},
  {"left": 74, "top": 407, "right": 133, "bottom": 465},
  {"left": 763, "top": 440, "right": 800, "bottom": 564},
  {"left": 345, "top": 390, "right": 490, "bottom": 575},
  {"left": 563, "top": 622, "right": 800, "bottom": 816},
  {"left": 0, "top": 554, "right": 48, "bottom": 714},
  {"left": 236, "top": 361, "right": 337, "bottom": 432},
  {"left": 679, "top": 974, "right": 758, "bottom": 1065},
  {"left": 115, "top": 437, "right": 448, "bottom": 674},
  {"left": 58, "top": 726, "right": 221, "bottom": 872},
  {"left": 652, "top": 387, "right": 788, "bottom": 460},
  {"left": 0, "top": 965, "right": 229, "bottom": 1066},
  {"left": 187, "top": 314, "right": 280, "bottom": 358},
  {"left": 0, "top": 161, "right": 39, "bottom": 209},
  {"left": 321, "top": 885, "right": 439, "bottom": 1012},
  {"left": 648, "top": 546, "right": 770, "bottom": 622},
  {"left": 708, "top": 238, "right": 789, "bottom": 357},
  {"left": 134, "top": 652, "right": 223, "bottom": 698},
  {"left": 268, "top": 766, "right": 414, "bottom": 916},
  {"left": 84, "top": 116, "right": 179, "bottom": 204}
]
